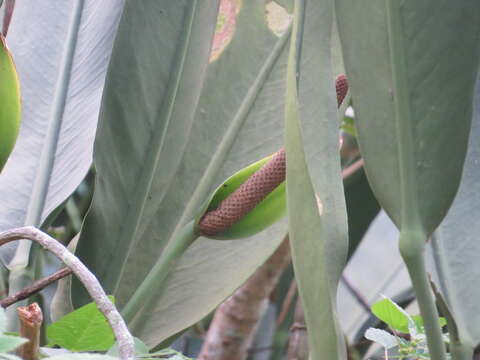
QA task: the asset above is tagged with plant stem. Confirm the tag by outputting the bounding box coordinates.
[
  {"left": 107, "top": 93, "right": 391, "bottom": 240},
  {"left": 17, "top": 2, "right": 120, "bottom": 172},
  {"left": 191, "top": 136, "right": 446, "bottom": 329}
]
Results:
[
  {"left": 1, "top": 267, "right": 72, "bottom": 308},
  {"left": 399, "top": 231, "right": 447, "bottom": 360},
  {"left": 121, "top": 220, "right": 198, "bottom": 325}
]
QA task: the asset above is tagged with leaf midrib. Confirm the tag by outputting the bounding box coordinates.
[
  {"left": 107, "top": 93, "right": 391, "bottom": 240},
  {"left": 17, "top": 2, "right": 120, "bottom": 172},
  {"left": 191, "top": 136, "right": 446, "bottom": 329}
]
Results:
[
  {"left": 110, "top": 1, "right": 200, "bottom": 294},
  {"left": 9, "top": 0, "right": 86, "bottom": 268}
]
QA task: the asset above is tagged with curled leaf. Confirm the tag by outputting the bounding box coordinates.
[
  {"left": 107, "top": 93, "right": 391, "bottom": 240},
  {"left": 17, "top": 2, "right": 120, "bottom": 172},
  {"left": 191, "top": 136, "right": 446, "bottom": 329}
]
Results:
[{"left": 196, "top": 149, "right": 286, "bottom": 239}]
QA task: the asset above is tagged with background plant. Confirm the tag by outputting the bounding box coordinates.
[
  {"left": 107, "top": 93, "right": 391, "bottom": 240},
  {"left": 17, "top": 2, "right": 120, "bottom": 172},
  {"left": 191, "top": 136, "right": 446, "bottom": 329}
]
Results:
[{"left": 0, "top": 0, "right": 478, "bottom": 360}]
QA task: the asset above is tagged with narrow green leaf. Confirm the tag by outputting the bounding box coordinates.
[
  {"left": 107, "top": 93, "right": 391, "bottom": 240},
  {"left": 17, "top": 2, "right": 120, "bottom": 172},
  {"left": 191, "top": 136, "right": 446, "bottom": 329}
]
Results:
[
  {"left": 47, "top": 296, "right": 115, "bottom": 352},
  {"left": 285, "top": 0, "right": 348, "bottom": 358},
  {"left": 429, "top": 77, "right": 480, "bottom": 350}
]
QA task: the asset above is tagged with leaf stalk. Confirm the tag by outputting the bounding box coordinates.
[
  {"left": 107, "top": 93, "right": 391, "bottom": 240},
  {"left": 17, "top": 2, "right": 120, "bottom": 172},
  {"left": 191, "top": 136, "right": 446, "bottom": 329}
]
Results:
[
  {"left": 386, "top": 0, "right": 447, "bottom": 358},
  {"left": 121, "top": 220, "right": 198, "bottom": 326}
]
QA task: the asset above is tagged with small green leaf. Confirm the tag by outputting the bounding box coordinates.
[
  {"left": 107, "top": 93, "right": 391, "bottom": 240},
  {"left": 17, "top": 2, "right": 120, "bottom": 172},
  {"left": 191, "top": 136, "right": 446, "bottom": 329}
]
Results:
[
  {"left": 364, "top": 328, "right": 398, "bottom": 349},
  {"left": 371, "top": 297, "right": 414, "bottom": 333},
  {"left": 0, "top": 309, "right": 26, "bottom": 352},
  {"left": 371, "top": 297, "right": 446, "bottom": 334},
  {"left": 0, "top": 335, "right": 27, "bottom": 353},
  {"left": 47, "top": 296, "right": 115, "bottom": 352},
  {"left": 411, "top": 315, "right": 447, "bottom": 330}
]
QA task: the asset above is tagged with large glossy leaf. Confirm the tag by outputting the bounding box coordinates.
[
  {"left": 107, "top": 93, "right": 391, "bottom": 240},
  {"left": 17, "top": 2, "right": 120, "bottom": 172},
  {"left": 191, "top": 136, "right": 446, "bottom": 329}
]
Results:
[
  {"left": 74, "top": 0, "right": 221, "bottom": 302},
  {"left": 74, "top": 0, "right": 296, "bottom": 346},
  {"left": 285, "top": 0, "right": 348, "bottom": 358},
  {"left": 336, "top": 0, "right": 480, "bottom": 235},
  {"left": 0, "top": 0, "right": 124, "bottom": 326},
  {"left": 428, "top": 76, "right": 480, "bottom": 350}
]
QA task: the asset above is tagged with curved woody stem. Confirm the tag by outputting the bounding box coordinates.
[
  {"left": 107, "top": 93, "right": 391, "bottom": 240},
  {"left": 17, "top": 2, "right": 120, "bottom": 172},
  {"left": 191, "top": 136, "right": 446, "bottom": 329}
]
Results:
[{"left": 0, "top": 227, "right": 135, "bottom": 360}]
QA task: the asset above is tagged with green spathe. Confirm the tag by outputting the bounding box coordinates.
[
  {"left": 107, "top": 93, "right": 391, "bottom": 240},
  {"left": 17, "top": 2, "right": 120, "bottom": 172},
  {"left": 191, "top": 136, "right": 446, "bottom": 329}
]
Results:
[
  {"left": 0, "top": 34, "right": 20, "bottom": 172},
  {"left": 195, "top": 153, "right": 286, "bottom": 239}
]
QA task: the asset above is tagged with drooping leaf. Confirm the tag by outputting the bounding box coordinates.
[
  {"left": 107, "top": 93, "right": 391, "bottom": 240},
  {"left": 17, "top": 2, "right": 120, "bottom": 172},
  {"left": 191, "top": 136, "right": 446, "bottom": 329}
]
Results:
[
  {"left": 0, "top": 34, "right": 20, "bottom": 172},
  {"left": 336, "top": 0, "right": 480, "bottom": 235},
  {"left": 285, "top": 0, "right": 348, "bottom": 358},
  {"left": 47, "top": 296, "right": 115, "bottom": 352},
  {"left": 73, "top": 0, "right": 294, "bottom": 347},
  {"left": 429, "top": 76, "right": 480, "bottom": 350}
]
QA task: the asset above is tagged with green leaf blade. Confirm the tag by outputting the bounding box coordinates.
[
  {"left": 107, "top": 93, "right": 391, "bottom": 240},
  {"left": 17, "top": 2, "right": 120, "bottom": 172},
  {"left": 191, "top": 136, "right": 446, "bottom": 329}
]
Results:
[
  {"left": 47, "top": 297, "right": 115, "bottom": 352},
  {"left": 336, "top": 0, "right": 480, "bottom": 235},
  {"left": 284, "top": 0, "right": 348, "bottom": 358}
]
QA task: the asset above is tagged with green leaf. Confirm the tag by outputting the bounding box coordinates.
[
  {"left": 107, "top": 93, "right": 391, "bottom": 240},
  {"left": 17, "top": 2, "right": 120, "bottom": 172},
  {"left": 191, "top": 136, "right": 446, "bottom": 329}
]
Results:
[
  {"left": 371, "top": 297, "right": 445, "bottom": 334},
  {"left": 364, "top": 328, "right": 398, "bottom": 349},
  {"left": 0, "top": 34, "right": 20, "bottom": 173},
  {"left": 74, "top": 0, "right": 294, "bottom": 347},
  {"left": 0, "top": 336, "right": 27, "bottom": 353},
  {"left": 47, "top": 296, "right": 115, "bottom": 352},
  {"left": 429, "top": 77, "right": 480, "bottom": 349},
  {"left": 411, "top": 315, "right": 447, "bottom": 331},
  {"left": 371, "top": 297, "right": 415, "bottom": 334},
  {"left": 284, "top": 0, "right": 348, "bottom": 358},
  {"left": 0, "top": 308, "right": 26, "bottom": 352},
  {"left": 336, "top": 0, "right": 480, "bottom": 236}
]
